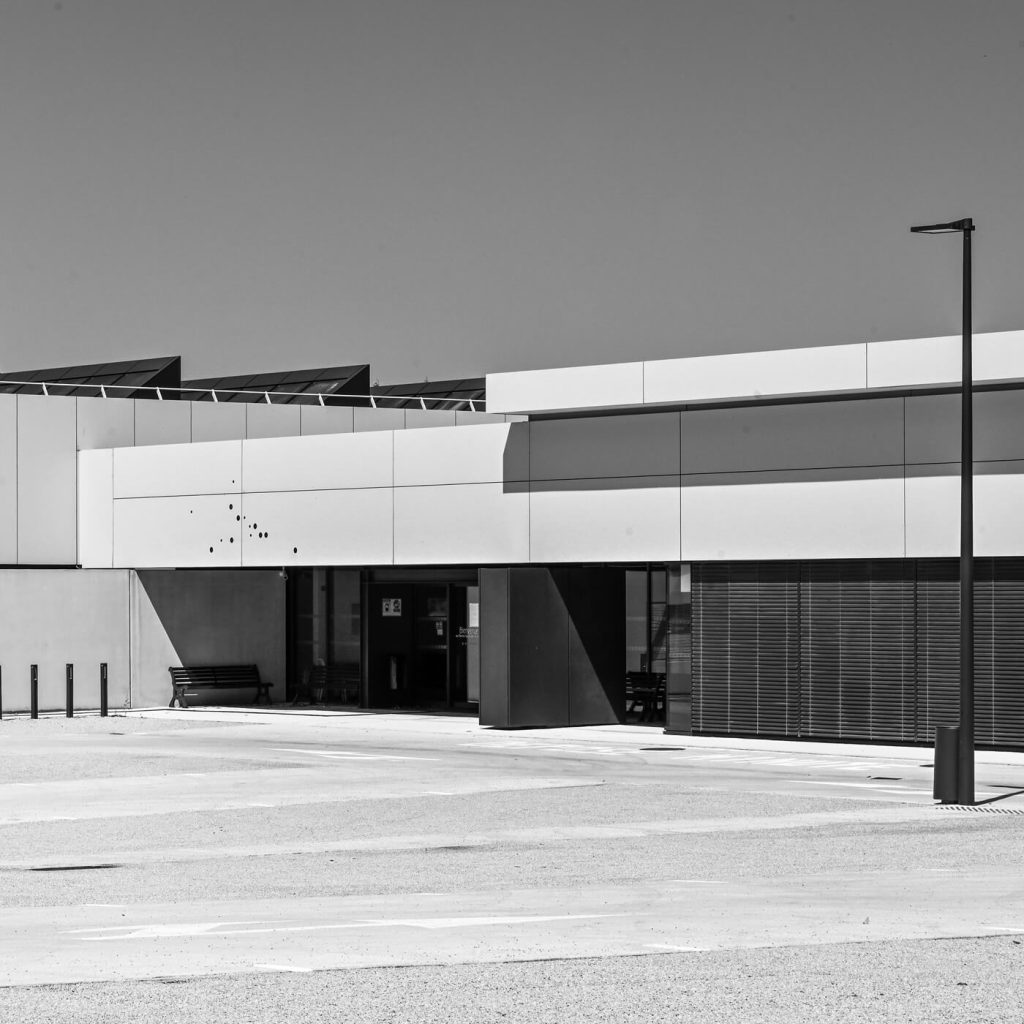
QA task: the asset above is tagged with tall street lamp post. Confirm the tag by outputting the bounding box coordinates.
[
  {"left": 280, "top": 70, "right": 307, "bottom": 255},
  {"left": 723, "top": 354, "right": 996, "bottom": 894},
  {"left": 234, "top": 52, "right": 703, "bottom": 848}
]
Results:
[{"left": 910, "top": 217, "right": 975, "bottom": 805}]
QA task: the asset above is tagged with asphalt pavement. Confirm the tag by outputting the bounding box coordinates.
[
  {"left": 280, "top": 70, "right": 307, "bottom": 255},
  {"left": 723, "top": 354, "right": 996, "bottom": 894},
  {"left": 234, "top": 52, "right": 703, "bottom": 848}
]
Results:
[{"left": 1, "top": 708, "right": 1023, "bottom": 1021}]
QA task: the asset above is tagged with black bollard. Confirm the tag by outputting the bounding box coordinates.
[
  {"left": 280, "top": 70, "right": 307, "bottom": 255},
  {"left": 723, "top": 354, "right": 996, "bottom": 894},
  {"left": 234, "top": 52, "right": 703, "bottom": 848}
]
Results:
[
  {"left": 933, "top": 725, "right": 959, "bottom": 803},
  {"left": 66, "top": 663, "right": 74, "bottom": 718},
  {"left": 100, "top": 663, "right": 108, "bottom": 718},
  {"left": 30, "top": 664, "right": 38, "bottom": 719}
]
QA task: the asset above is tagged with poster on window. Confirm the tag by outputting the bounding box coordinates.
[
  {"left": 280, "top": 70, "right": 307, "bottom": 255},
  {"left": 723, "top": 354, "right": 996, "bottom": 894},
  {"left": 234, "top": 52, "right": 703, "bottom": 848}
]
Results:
[{"left": 381, "top": 598, "right": 402, "bottom": 617}]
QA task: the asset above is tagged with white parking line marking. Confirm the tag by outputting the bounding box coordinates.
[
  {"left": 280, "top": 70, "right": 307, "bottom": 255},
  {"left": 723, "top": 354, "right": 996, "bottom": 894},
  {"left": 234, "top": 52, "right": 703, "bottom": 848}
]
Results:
[
  {"left": 666, "top": 880, "right": 726, "bottom": 885},
  {"left": 797, "top": 781, "right": 918, "bottom": 792},
  {"left": 272, "top": 748, "right": 439, "bottom": 762},
  {"left": 70, "top": 914, "right": 622, "bottom": 941}
]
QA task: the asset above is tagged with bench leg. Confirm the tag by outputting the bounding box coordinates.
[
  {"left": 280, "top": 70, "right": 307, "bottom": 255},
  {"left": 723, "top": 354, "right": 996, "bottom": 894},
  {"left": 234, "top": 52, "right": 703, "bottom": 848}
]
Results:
[{"left": 170, "top": 686, "right": 188, "bottom": 709}]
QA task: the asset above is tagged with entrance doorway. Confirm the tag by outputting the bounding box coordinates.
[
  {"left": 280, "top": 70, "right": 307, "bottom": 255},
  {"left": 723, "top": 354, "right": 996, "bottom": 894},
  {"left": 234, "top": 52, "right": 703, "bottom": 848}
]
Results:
[{"left": 366, "top": 573, "right": 479, "bottom": 710}]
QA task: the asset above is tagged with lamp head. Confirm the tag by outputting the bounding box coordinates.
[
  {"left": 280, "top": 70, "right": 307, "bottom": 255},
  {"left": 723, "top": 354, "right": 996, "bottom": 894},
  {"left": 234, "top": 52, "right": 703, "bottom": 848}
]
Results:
[{"left": 910, "top": 218, "right": 974, "bottom": 234}]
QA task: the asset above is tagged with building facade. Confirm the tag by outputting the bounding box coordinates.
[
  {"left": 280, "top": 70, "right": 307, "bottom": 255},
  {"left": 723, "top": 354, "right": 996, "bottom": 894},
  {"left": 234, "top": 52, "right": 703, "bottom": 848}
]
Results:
[{"left": 3, "top": 331, "right": 1024, "bottom": 747}]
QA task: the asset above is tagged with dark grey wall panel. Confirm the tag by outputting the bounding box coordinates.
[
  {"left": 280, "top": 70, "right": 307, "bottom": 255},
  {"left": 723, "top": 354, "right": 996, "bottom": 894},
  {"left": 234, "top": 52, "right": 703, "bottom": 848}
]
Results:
[
  {"left": 564, "top": 567, "right": 625, "bottom": 725},
  {"left": 481, "top": 566, "right": 626, "bottom": 728},
  {"left": 508, "top": 568, "right": 570, "bottom": 727}
]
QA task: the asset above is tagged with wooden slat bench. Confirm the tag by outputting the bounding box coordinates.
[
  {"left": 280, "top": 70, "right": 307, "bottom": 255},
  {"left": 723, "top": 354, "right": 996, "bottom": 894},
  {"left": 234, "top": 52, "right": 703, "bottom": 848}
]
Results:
[
  {"left": 625, "top": 670, "right": 666, "bottom": 722},
  {"left": 169, "top": 664, "right": 272, "bottom": 708},
  {"left": 292, "top": 663, "right": 360, "bottom": 706}
]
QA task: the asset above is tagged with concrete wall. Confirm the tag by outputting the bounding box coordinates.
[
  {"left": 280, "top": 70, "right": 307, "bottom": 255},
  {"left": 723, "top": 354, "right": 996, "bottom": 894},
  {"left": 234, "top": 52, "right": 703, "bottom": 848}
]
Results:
[
  {"left": 0, "top": 567, "right": 284, "bottom": 712},
  {"left": 82, "top": 389, "right": 1024, "bottom": 567},
  {"left": 130, "top": 569, "right": 286, "bottom": 708},
  {"left": 0, "top": 569, "right": 131, "bottom": 712}
]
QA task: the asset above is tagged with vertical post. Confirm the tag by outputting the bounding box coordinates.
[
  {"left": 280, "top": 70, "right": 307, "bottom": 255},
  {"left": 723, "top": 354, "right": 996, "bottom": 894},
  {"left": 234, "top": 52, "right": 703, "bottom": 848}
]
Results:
[
  {"left": 100, "top": 663, "right": 108, "bottom": 717},
  {"left": 959, "top": 221, "right": 975, "bottom": 806},
  {"left": 66, "top": 663, "right": 74, "bottom": 718},
  {"left": 30, "top": 664, "right": 38, "bottom": 719}
]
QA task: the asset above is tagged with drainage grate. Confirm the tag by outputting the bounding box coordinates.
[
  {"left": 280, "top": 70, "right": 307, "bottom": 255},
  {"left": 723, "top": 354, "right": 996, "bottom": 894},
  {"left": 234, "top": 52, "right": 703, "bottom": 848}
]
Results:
[
  {"left": 29, "top": 863, "right": 122, "bottom": 872},
  {"left": 937, "top": 805, "right": 1024, "bottom": 815}
]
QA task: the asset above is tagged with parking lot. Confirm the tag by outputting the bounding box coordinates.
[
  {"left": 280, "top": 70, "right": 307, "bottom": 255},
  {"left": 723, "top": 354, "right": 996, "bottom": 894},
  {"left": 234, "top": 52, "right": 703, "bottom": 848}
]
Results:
[{"left": 2, "top": 708, "right": 1023, "bottom": 1022}]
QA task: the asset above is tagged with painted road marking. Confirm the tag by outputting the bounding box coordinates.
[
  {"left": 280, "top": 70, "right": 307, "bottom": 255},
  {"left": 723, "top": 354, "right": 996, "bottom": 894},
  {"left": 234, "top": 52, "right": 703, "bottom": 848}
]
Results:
[
  {"left": 69, "top": 913, "right": 622, "bottom": 941},
  {"left": 645, "top": 943, "right": 701, "bottom": 952},
  {"left": 272, "top": 748, "right": 439, "bottom": 762},
  {"left": 666, "top": 880, "right": 727, "bottom": 885},
  {"left": 254, "top": 964, "right": 312, "bottom": 973},
  {"left": 797, "top": 781, "right": 920, "bottom": 795}
]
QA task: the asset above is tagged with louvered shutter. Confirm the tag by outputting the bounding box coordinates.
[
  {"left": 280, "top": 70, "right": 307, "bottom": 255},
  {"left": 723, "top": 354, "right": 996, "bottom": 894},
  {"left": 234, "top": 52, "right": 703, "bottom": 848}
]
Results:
[
  {"left": 692, "top": 562, "right": 799, "bottom": 736},
  {"left": 915, "top": 559, "right": 960, "bottom": 743},
  {"left": 800, "top": 561, "right": 915, "bottom": 742},
  {"left": 979, "top": 558, "right": 1024, "bottom": 747}
]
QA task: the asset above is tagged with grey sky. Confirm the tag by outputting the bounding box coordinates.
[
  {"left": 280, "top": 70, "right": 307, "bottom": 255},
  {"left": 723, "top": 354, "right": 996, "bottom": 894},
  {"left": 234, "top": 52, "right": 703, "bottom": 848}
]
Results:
[{"left": 0, "top": 0, "right": 1022, "bottom": 383}]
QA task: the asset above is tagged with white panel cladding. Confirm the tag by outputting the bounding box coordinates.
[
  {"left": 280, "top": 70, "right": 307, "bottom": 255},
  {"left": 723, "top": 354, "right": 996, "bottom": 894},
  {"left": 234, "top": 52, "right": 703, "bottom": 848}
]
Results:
[
  {"left": 404, "top": 409, "right": 457, "bottom": 429},
  {"left": 644, "top": 344, "right": 867, "bottom": 405},
  {"left": 681, "top": 471, "right": 905, "bottom": 561},
  {"left": 134, "top": 399, "right": 191, "bottom": 447},
  {"left": 354, "top": 407, "right": 406, "bottom": 432},
  {"left": 529, "top": 477, "right": 682, "bottom": 563},
  {"left": 113, "top": 494, "right": 242, "bottom": 568},
  {"left": 394, "top": 422, "right": 528, "bottom": 487},
  {"left": 240, "top": 488, "right": 393, "bottom": 566},
  {"left": 868, "top": 330, "right": 1024, "bottom": 389},
  {"left": 245, "top": 403, "right": 301, "bottom": 440},
  {"left": 0, "top": 396, "right": 16, "bottom": 563},
  {"left": 975, "top": 330, "right": 1024, "bottom": 381},
  {"left": 78, "top": 449, "right": 114, "bottom": 569},
  {"left": 867, "top": 335, "right": 960, "bottom": 389},
  {"left": 906, "top": 391, "right": 1024, "bottom": 466},
  {"left": 114, "top": 440, "right": 242, "bottom": 498},
  {"left": 17, "top": 394, "right": 77, "bottom": 565},
  {"left": 904, "top": 462, "right": 1024, "bottom": 558},
  {"left": 300, "top": 405, "right": 354, "bottom": 435},
  {"left": 976, "top": 464, "right": 1024, "bottom": 555},
  {"left": 455, "top": 410, "right": 506, "bottom": 426},
  {"left": 529, "top": 412, "right": 680, "bottom": 482},
  {"left": 486, "top": 361, "right": 645, "bottom": 415},
  {"left": 394, "top": 483, "right": 529, "bottom": 564},
  {"left": 191, "top": 402, "right": 247, "bottom": 442},
  {"left": 904, "top": 464, "right": 957, "bottom": 557},
  {"left": 76, "top": 397, "right": 135, "bottom": 450},
  {"left": 682, "top": 398, "right": 904, "bottom": 475},
  {"left": 242, "top": 431, "right": 394, "bottom": 493}
]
